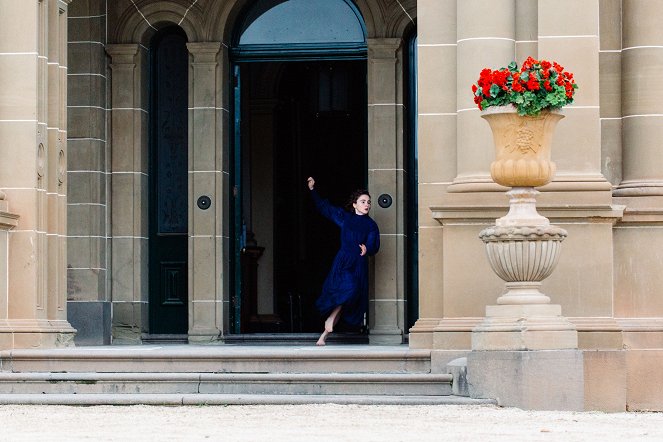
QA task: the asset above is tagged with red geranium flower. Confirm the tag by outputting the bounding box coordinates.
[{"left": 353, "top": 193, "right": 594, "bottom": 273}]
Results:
[{"left": 471, "top": 57, "right": 578, "bottom": 116}]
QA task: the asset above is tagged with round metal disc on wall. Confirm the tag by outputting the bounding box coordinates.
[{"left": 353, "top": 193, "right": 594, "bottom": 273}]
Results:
[
  {"left": 378, "top": 194, "right": 392, "bottom": 208},
  {"left": 197, "top": 195, "right": 212, "bottom": 210}
]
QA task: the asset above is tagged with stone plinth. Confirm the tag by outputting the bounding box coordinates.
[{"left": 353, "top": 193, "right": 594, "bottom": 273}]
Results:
[{"left": 467, "top": 349, "right": 584, "bottom": 411}]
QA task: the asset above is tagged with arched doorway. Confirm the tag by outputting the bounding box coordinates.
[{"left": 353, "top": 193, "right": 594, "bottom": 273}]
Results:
[{"left": 230, "top": 0, "right": 368, "bottom": 336}]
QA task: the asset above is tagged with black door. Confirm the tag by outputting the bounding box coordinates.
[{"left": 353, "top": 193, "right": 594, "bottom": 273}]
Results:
[{"left": 148, "top": 27, "right": 189, "bottom": 335}]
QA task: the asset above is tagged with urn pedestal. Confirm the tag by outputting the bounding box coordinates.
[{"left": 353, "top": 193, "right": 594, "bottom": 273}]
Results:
[{"left": 471, "top": 107, "right": 578, "bottom": 351}]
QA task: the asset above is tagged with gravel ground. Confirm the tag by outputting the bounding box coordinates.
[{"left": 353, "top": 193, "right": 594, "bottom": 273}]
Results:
[{"left": 1, "top": 404, "right": 663, "bottom": 441}]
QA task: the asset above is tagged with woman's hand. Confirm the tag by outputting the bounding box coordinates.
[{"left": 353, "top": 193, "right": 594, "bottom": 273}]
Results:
[
  {"left": 307, "top": 177, "right": 315, "bottom": 190},
  {"left": 359, "top": 244, "right": 367, "bottom": 256}
]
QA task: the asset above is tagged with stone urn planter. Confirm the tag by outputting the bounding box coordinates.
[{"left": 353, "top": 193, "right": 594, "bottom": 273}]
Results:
[
  {"left": 481, "top": 106, "right": 565, "bottom": 227},
  {"left": 482, "top": 106, "right": 563, "bottom": 188},
  {"left": 473, "top": 106, "right": 576, "bottom": 350}
]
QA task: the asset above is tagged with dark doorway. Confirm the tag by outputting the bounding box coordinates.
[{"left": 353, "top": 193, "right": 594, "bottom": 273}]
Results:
[
  {"left": 235, "top": 60, "right": 367, "bottom": 333},
  {"left": 405, "top": 29, "right": 419, "bottom": 330},
  {"left": 148, "top": 27, "right": 189, "bottom": 336}
]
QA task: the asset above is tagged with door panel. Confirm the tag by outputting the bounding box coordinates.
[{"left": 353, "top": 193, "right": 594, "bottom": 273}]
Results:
[{"left": 149, "top": 27, "right": 189, "bottom": 335}]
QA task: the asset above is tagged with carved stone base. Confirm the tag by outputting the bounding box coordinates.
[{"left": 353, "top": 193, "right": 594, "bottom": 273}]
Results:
[{"left": 472, "top": 304, "right": 578, "bottom": 350}]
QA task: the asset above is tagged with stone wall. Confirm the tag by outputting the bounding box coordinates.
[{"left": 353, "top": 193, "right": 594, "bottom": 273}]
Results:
[
  {"left": 66, "top": 0, "right": 111, "bottom": 345},
  {"left": 0, "top": 0, "right": 76, "bottom": 349}
]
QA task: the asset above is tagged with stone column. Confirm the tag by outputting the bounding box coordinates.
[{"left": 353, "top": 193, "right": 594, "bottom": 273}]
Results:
[
  {"left": 367, "top": 38, "right": 406, "bottom": 344},
  {"left": 538, "top": 0, "right": 607, "bottom": 192},
  {"left": 186, "top": 42, "right": 227, "bottom": 343},
  {"left": 537, "top": 0, "right": 621, "bottom": 349},
  {"left": 447, "top": 0, "right": 515, "bottom": 193},
  {"left": 615, "top": 1, "right": 663, "bottom": 196},
  {"left": 515, "top": 0, "right": 537, "bottom": 62},
  {"left": 428, "top": 0, "right": 516, "bottom": 350},
  {"left": 599, "top": 0, "right": 621, "bottom": 187},
  {"left": 613, "top": 0, "right": 663, "bottom": 349},
  {"left": 408, "top": 0, "right": 456, "bottom": 349},
  {"left": 106, "top": 44, "right": 149, "bottom": 343},
  {"left": 0, "top": 0, "right": 75, "bottom": 349}
]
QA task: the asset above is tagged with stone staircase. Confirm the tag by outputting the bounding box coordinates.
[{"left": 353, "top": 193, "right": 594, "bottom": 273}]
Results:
[{"left": 0, "top": 345, "right": 494, "bottom": 405}]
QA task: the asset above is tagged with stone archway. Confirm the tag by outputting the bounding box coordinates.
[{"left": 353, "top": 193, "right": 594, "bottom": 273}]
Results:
[
  {"left": 65, "top": 0, "right": 417, "bottom": 345},
  {"left": 104, "top": 3, "right": 227, "bottom": 344}
]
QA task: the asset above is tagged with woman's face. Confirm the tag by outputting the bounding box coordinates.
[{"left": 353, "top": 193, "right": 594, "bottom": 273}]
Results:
[{"left": 353, "top": 194, "right": 371, "bottom": 215}]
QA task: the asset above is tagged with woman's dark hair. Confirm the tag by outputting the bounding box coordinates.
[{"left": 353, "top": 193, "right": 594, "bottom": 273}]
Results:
[{"left": 345, "top": 189, "right": 371, "bottom": 211}]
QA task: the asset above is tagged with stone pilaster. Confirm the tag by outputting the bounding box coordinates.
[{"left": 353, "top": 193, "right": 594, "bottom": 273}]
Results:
[
  {"left": 66, "top": 0, "right": 111, "bottom": 345},
  {"left": 47, "top": 0, "right": 69, "bottom": 326},
  {"left": 409, "top": 0, "right": 456, "bottom": 349},
  {"left": 366, "top": 38, "right": 406, "bottom": 344},
  {"left": 0, "top": 0, "right": 75, "bottom": 349},
  {"left": 186, "top": 42, "right": 228, "bottom": 343},
  {"left": 106, "top": 44, "right": 149, "bottom": 343}
]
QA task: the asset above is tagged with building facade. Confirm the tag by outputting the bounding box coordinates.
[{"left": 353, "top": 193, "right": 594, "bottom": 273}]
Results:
[{"left": 1, "top": 0, "right": 663, "bottom": 409}]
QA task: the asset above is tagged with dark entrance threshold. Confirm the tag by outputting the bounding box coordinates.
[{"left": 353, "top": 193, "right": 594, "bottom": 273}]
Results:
[
  {"left": 141, "top": 334, "right": 189, "bottom": 344},
  {"left": 224, "top": 333, "right": 369, "bottom": 345}
]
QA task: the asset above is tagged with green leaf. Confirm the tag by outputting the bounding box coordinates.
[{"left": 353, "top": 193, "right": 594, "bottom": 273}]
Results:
[{"left": 489, "top": 84, "right": 501, "bottom": 98}]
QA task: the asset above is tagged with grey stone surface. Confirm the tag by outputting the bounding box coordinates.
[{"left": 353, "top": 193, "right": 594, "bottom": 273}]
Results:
[
  {"left": 446, "top": 357, "right": 469, "bottom": 397},
  {"left": 0, "top": 393, "right": 495, "bottom": 406},
  {"left": 67, "top": 301, "right": 111, "bottom": 345},
  {"left": 467, "top": 350, "right": 584, "bottom": 411},
  {"left": 0, "top": 345, "right": 432, "bottom": 374},
  {"left": 0, "top": 372, "right": 453, "bottom": 396}
]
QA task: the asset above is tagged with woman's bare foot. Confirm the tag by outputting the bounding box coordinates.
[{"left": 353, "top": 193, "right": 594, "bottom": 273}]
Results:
[{"left": 316, "top": 330, "right": 329, "bottom": 346}]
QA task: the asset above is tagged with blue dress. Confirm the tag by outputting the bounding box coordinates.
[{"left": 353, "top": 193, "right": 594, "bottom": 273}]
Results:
[{"left": 311, "top": 189, "right": 380, "bottom": 326}]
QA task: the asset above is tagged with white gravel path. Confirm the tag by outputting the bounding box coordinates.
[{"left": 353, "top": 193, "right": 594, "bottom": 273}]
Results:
[{"left": 1, "top": 404, "right": 663, "bottom": 441}]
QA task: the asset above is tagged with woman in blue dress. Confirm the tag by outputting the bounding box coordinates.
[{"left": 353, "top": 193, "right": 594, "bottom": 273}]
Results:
[{"left": 307, "top": 177, "right": 380, "bottom": 346}]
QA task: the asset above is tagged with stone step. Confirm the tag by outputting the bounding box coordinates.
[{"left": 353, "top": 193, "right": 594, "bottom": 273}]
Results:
[
  {"left": 0, "top": 393, "right": 497, "bottom": 406},
  {"left": 0, "top": 372, "right": 452, "bottom": 396},
  {"left": 0, "top": 345, "right": 431, "bottom": 374}
]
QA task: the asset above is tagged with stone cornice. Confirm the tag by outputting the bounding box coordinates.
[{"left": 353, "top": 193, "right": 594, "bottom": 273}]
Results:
[{"left": 431, "top": 204, "right": 625, "bottom": 224}]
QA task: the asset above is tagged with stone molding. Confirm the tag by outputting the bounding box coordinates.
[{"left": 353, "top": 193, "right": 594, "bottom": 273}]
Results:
[{"left": 187, "top": 42, "right": 222, "bottom": 64}]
